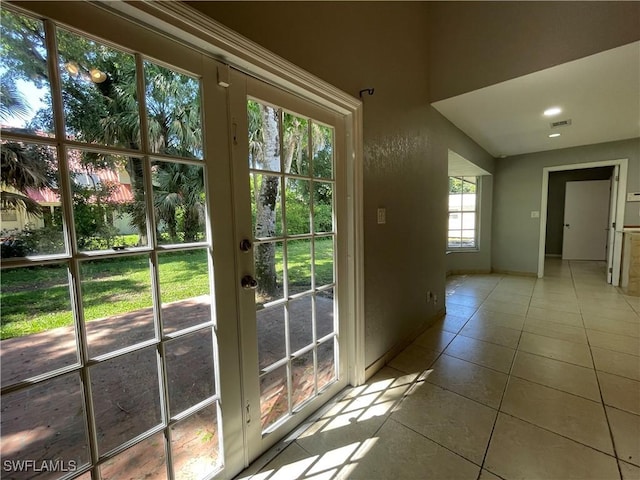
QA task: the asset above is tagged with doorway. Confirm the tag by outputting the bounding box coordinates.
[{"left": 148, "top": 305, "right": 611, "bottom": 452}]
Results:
[{"left": 538, "top": 160, "right": 628, "bottom": 284}]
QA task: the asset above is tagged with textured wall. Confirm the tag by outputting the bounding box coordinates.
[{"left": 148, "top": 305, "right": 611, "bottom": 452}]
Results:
[
  {"left": 493, "top": 138, "right": 640, "bottom": 274},
  {"left": 188, "top": 1, "right": 494, "bottom": 366},
  {"left": 427, "top": 1, "right": 640, "bottom": 101}
]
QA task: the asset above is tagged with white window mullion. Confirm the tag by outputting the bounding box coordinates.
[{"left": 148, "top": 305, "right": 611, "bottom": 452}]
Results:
[{"left": 44, "top": 17, "right": 101, "bottom": 478}]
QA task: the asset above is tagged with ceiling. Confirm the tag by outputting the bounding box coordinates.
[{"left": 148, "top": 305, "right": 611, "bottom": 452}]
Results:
[
  {"left": 448, "top": 150, "right": 490, "bottom": 177},
  {"left": 434, "top": 41, "right": 640, "bottom": 159}
]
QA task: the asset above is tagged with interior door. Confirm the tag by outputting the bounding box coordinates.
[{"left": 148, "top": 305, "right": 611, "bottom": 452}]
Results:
[
  {"left": 229, "top": 71, "right": 349, "bottom": 461},
  {"left": 606, "top": 167, "right": 620, "bottom": 283},
  {"left": 562, "top": 180, "right": 611, "bottom": 260}
]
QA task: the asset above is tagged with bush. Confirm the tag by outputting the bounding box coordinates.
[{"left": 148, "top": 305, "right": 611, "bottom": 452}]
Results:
[{"left": 0, "top": 224, "right": 65, "bottom": 257}]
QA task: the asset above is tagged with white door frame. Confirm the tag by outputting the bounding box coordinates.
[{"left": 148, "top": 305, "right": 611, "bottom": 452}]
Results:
[
  {"left": 538, "top": 159, "right": 628, "bottom": 284},
  {"left": 606, "top": 165, "right": 620, "bottom": 283}
]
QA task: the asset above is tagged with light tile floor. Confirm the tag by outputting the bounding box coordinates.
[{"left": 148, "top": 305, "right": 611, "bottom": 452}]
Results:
[{"left": 238, "top": 260, "right": 640, "bottom": 480}]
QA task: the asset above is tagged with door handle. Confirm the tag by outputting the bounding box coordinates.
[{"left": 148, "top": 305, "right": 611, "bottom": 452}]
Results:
[
  {"left": 239, "top": 238, "right": 253, "bottom": 252},
  {"left": 241, "top": 275, "right": 258, "bottom": 289}
]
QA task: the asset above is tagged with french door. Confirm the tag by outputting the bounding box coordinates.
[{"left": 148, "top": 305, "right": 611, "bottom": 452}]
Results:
[
  {"left": 0, "top": 3, "right": 350, "bottom": 479},
  {"left": 229, "top": 73, "right": 349, "bottom": 461}
]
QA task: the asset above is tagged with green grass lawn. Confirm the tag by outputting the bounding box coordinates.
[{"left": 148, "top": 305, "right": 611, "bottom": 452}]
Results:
[{"left": 1, "top": 238, "right": 334, "bottom": 339}]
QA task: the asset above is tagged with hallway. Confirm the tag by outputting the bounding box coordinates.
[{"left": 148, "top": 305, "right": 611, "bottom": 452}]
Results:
[{"left": 238, "top": 260, "right": 639, "bottom": 480}]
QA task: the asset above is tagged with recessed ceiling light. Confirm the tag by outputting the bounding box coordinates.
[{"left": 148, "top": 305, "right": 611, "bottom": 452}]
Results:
[
  {"left": 548, "top": 133, "right": 561, "bottom": 138},
  {"left": 544, "top": 107, "right": 562, "bottom": 117}
]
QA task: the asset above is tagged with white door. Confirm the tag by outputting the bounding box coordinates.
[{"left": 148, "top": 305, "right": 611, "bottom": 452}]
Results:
[
  {"left": 606, "top": 167, "right": 620, "bottom": 283},
  {"left": 0, "top": 4, "right": 247, "bottom": 479},
  {"left": 562, "top": 180, "right": 611, "bottom": 260},
  {"left": 229, "top": 72, "right": 350, "bottom": 462}
]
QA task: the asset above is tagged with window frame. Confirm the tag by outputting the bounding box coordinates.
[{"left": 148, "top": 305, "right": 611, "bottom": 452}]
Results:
[{"left": 447, "top": 175, "right": 480, "bottom": 251}]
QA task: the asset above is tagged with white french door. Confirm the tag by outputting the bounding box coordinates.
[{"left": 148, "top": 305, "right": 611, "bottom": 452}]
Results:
[
  {"left": 229, "top": 73, "right": 349, "bottom": 461},
  {"left": 0, "top": 3, "right": 353, "bottom": 479},
  {"left": 0, "top": 3, "right": 249, "bottom": 479}
]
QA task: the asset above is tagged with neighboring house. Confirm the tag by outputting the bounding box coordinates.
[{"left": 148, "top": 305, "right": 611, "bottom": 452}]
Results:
[{"left": 0, "top": 157, "right": 135, "bottom": 236}]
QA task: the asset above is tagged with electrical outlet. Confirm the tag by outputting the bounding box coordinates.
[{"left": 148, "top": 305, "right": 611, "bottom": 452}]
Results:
[
  {"left": 426, "top": 290, "right": 432, "bottom": 302},
  {"left": 433, "top": 294, "right": 438, "bottom": 304}
]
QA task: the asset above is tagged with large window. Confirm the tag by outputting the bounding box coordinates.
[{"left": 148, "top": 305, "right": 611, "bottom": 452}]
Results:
[{"left": 448, "top": 176, "right": 479, "bottom": 249}]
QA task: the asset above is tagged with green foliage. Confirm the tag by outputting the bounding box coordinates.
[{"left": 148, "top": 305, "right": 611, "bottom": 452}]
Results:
[
  {"left": 449, "top": 176, "right": 477, "bottom": 194},
  {"left": 1, "top": 9, "right": 206, "bottom": 253},
  {"left": 1, "top": 142, "right": 57, "bottom": 215}
]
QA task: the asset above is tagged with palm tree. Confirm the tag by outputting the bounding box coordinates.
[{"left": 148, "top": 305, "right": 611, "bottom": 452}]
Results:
[
  {"left": 153, "top": 162, "right": 205, "bottom": 243},
  {"left": 1, "top": 142, "right": 52, "bottom": 216},
  {"left": 0, "top": 76, "right": 30, "bottom": 123}
]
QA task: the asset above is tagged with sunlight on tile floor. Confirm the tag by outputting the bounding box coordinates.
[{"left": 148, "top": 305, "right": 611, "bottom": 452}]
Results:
[{"left": 237, "top": 260, "right": 640, "bottom": 480}]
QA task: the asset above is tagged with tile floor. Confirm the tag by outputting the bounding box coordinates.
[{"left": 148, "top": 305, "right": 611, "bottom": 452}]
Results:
[{"left": 238, "top": 260, "right": 640, "bottom": 480}]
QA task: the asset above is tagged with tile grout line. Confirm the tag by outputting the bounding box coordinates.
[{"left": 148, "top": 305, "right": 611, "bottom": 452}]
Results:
[
  {"left": 570, "top": 260, "right": 625, "bottom": 480},
  {"left": 475, "top": 274, "right": 530, "bottom": 480}
]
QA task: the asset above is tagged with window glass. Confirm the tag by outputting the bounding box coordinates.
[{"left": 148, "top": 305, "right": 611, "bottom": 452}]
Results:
[
  {"left": 0, "top": 141, "right": 64, "bottom": 257},
  {"left": 70, "top": 150, "right": 148, "bottom": 252},
  {"left": 0, "top": 10, "right": 54, "bottom": 137},
  {"left": 57, "top": 28, "right": 140, "bottom": 148},
  {"left": 145, "top": 61, "right": 202, "bottom": 159},
  {"left": 448, "top": 176, "right": 479, "bottom": 249}
]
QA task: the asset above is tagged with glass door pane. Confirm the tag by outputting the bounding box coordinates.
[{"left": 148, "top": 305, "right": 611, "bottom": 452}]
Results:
[
  {"left": 246, "top": 98, "right": 340, "bottom": 434},
  {"left": 0, "top": 6, "right": 233, "bottom": 479}
]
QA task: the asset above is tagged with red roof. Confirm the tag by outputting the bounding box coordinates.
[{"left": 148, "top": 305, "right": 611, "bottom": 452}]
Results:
[{"left": 27, "top": 164, "right": 134, "bottom": 205}]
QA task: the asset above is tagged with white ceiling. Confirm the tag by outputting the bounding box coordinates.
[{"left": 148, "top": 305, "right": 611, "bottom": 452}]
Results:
[{"left": 433, "top": 41, "right": 640, "bottom": 158}]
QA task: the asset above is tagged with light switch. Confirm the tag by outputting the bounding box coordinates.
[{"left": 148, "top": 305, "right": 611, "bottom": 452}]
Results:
[
  {"left": 531, "top": 211, "right": 540, "bottom": 218},
  {"left": 377, "top": 208, "right": 386, "bottom": 224}
]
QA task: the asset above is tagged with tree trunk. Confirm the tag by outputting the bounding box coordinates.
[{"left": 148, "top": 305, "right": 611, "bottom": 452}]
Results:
[
  {"left": 255, "top": 106, "right": 280, "bottom": 297},
  {"left": 125, "top": 157, "right": 148, "bottom": 246}
]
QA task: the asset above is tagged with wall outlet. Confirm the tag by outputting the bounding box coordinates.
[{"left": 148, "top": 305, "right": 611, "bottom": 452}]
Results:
[
  {"left": 531, "top": 211, "right": 540, "bottom": 218},
  {"left": 377, "top": 208, "right": 386, "bottom": 224},
  {"left": 426, "top": 290, "right": 432, "bottom": 302}
]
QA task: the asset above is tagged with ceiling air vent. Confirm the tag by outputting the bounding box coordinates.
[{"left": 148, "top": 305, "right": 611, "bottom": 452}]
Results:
[{"left": 550, "top": 119, "right": 572, "bottom": 128}]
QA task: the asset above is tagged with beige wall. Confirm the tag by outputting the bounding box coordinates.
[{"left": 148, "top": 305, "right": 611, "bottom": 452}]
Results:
[
  {"left": 189, "top": 1, "right": 494, "bottom": 367},
  {"left": 427, "top": 1, "right": 640, "bottom": 101}
]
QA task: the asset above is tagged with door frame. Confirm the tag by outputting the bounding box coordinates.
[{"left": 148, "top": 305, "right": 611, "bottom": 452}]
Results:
[{"left": 537, "top": 158, "right": 628, "bottom": 284}]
